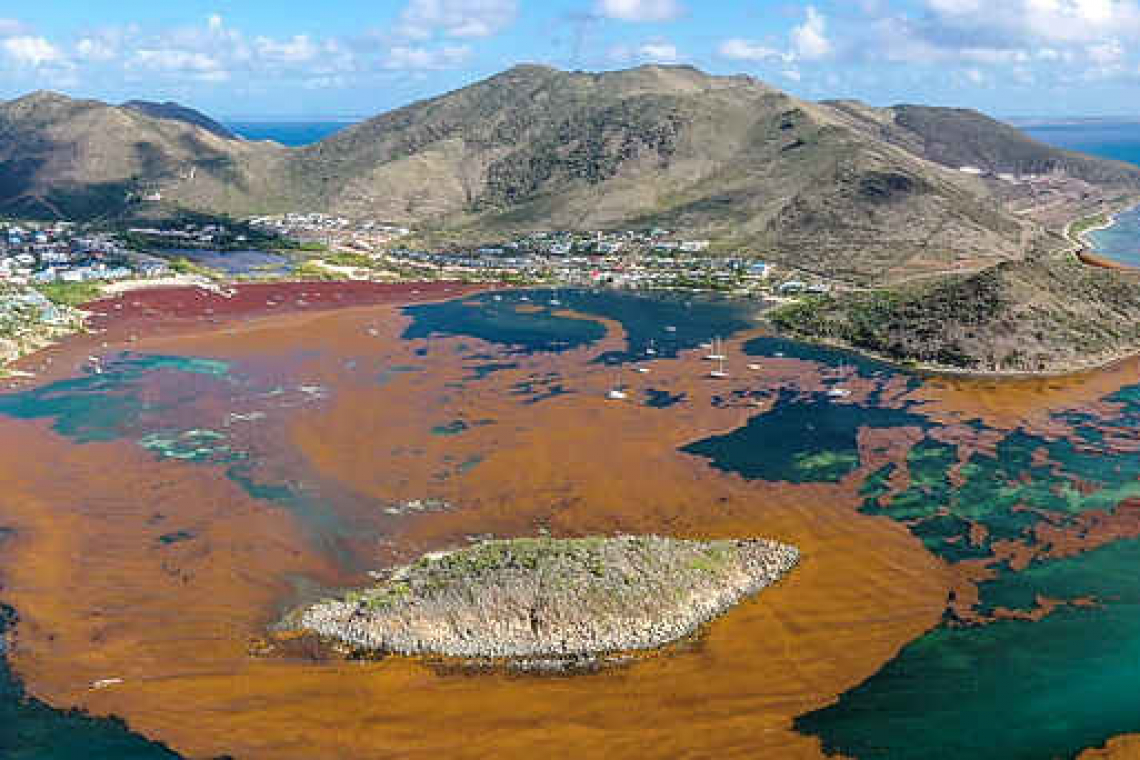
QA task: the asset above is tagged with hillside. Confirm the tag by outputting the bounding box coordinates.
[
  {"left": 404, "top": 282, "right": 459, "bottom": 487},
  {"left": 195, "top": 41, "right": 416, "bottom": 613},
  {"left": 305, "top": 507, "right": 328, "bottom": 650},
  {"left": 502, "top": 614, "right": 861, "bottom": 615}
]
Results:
[
  {"left": 122, "top": 100, "right": 236, "bottom": 140},
  {"left": 2, "top": 65, "right": 1139, "bottom": 282},
  {"left": 291, "top": 64, "right": 1072, "bottom": 281},
  {"left": 0, "top": 91, "right": 292, "bottom": 220},
  {"left": 771, "top": 257, "right": 1140, "bottom": 373}
]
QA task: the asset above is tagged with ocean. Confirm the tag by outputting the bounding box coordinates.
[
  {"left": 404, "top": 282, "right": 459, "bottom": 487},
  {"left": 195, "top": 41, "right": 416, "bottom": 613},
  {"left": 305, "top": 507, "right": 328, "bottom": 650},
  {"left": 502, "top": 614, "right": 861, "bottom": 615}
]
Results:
[
  {"left": 1024, "top": 121, "right": 1140, "bottom": 166},
  {"left": 223, "top": 121, "right": 355, "bottom": 147},
  {"left": 1025, "top": 121, "right": 1140, "bottom": 265}
]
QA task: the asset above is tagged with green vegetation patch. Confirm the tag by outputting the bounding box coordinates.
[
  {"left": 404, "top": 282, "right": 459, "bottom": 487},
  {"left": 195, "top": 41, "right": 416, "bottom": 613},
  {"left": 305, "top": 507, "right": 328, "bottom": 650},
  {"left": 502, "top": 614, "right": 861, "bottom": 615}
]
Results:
[{"left": 36, "top": 281, "right": 104, "bottom": 307}]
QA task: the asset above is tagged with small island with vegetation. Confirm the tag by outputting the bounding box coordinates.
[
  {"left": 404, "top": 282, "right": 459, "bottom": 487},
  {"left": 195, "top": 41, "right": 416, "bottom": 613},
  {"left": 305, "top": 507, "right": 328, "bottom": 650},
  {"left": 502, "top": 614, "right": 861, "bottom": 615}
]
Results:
[{"left": 292, "top": 535, "right": 799, "bottom": 668}]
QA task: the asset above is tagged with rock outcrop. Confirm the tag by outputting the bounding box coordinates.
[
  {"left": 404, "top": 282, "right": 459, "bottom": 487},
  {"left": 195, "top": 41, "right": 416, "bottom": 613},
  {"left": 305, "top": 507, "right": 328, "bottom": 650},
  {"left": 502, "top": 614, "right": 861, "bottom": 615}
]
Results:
[{"left": 296, "top": 535, "right": 798, "bottom": 665}]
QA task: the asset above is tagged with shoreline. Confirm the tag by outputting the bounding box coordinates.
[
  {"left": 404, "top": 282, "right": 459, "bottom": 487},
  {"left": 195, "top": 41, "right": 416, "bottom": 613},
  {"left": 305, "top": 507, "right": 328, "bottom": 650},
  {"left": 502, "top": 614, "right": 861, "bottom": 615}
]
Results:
[
  {"left": 762, "top": 325, "right": 1140, "bottom": 381},
  {"left": 1068, "top": 198, "right": 1140, "bottom": 268}
]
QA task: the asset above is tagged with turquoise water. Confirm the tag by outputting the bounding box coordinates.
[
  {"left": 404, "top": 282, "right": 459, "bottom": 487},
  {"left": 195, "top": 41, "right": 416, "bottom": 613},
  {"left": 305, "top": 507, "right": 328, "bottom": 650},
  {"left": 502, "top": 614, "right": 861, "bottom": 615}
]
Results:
[{"left": 798, "top": 539, "right": 1140, "bottom": 759}]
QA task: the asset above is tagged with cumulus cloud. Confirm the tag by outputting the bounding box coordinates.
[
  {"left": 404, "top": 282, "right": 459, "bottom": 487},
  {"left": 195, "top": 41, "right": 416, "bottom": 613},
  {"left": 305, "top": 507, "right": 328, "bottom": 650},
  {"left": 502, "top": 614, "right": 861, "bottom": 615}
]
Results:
[
  {"left": 76, "top": 35, "right": 119, "bottom": 62},
  {"left": 597, "top": 0, "right": 684, "bottom": 23},
  {"left": 397, "top": 0, "right": 518, "bottom": 40},
  {"left": 791, "top": 6, "right": 831, "bottom": 60},
  {"left": 609, "top": 39, "right": 681, "bottom": 64},
  {"left": 128, "top": 49, "right": 228, "bottom": 82},
  {"left": 255, "top": 35, "right": 319, "bottom": 65},
  {"left": 638, "top": 41, "right": 679, "bottom": 62},
  {"left": 718, "top": 6, "right": 828, "bottom": 67},
  {"left": 2, "top": 35, "right": 65, "bottom": 67},
  {"left": 384, "top": 44, "right": 471, "bottom": 69},
  {"left": 718, "top": 38, "right": 789, "bottom": 63}
]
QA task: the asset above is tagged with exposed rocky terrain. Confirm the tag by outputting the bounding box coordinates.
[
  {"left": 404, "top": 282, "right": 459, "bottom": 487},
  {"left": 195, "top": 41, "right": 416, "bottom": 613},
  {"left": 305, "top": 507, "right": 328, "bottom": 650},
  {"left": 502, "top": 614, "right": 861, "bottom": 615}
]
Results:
[{"left": 295, "top": 535, "right": 799, "bottom": 666}]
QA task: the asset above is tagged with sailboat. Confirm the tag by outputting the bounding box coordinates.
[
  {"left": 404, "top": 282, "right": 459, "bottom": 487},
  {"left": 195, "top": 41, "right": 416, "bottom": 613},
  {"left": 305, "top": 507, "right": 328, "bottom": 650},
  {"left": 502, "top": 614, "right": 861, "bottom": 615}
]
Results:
[
  {"left": 606, "top": 372, "right": 628, "bottom": 400},
  {"left": 709, "top": 356, "right": 728, "bottom": 379},
  {"left": 705, "top": 337, "right": 727, "bottom": 362},
  {"left": 645, "top": 339, "right": 658, "bottom": 356}
]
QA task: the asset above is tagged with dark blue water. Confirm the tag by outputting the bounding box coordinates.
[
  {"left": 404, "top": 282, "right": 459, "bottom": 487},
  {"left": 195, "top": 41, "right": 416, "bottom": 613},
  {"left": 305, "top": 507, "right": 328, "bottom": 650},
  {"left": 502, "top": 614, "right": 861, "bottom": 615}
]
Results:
[
  {"left": 0, "top": 605, "right": 180, "bottom": 758},
  {"left": 1024, "top": 122, "right": 1140, "bottom": 167},
  {"left": 403, "top": 288, "right": 756, "bottom": 362},
  {"left": 166, "top": 248, "right": 293, "bottom": 276},
  {"left": 225, "top": 121, "right": 354, "bottom": 147}
]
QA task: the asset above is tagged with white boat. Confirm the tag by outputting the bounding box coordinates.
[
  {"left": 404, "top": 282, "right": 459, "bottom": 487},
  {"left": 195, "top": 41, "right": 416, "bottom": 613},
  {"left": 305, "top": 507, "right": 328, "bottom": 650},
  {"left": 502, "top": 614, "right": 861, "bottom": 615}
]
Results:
[
  {"left": 709, "top": 356, "right": 729, "bottom": 379},
  {"left": 607, "top": 372, "right": 628, "bottom": 400},
  {"left": 705, "top": 337, "right": 727, "bottom": 362},
  {"left": 550, "top": 299, "right": 562, "bottom": 306},
  {"left": 636, "top": 367, "right": 650, "bottom": 374},
  {"left": 747, "top": 363, "right": 761, "bottom": 371},
  {"left": 665, "top": 325, "right": 677, "bottom": 333},
  {"left": 645, "top": 340, "right": 657, "bottom": 356},
  {"left": 827, "top": 387, "right": 852, "bottom": 399}
]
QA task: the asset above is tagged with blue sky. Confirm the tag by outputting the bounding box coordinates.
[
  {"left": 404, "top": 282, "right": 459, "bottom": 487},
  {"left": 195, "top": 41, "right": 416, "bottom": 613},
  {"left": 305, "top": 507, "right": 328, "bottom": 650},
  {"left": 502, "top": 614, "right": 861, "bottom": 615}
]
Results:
[{"left": 2, "top": 0, "right": 1139, "bottom": 119}]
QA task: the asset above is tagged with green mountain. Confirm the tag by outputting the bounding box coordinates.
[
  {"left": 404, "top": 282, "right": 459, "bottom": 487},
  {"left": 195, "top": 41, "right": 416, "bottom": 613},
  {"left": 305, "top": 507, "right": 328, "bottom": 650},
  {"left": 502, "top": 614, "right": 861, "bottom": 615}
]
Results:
[{"left": 2, "top": 65, "right": 1137, "bottom": 283}]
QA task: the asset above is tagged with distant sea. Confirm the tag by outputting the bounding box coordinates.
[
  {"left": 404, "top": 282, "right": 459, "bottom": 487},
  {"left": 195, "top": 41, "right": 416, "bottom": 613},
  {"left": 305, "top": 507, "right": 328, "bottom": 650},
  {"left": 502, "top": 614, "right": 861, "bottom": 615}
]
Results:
[
  {"left": 1025, "top": 121, "right": 1140, "bottom": 265},
  {"left": 1023, "top": 121, "right": 1140, "bottom": 167},
  {"left": 223, "top": 121, "right": 356, "bottom": 147}
]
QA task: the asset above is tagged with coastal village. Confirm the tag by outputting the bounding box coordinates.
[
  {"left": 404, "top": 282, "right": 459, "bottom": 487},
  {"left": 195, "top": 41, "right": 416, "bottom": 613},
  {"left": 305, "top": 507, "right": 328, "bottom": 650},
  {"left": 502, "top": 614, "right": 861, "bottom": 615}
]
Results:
[{"left": 0, "top": 211, "right": 840, "bottom": 374}]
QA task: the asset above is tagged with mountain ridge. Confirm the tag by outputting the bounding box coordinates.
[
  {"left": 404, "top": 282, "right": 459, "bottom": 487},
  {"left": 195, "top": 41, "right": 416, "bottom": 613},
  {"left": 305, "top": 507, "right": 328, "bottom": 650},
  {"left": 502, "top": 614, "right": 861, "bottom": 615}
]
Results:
[{"left": 0, "top": 64, "right": 1135, "bottom": 283}]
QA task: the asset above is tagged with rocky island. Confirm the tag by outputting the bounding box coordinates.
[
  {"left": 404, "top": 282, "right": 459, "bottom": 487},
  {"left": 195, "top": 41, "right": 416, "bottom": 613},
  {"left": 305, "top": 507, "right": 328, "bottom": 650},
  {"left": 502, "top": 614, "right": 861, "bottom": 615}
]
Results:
[{"left": 295, "top": 536, "right": 799, "bottom": 666}]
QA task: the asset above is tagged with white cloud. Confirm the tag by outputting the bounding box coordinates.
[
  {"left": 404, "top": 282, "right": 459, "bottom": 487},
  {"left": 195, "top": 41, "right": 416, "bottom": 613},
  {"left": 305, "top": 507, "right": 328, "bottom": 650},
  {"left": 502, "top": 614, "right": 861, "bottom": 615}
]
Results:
[
  {"left": 1087, "top": 38, "right": 1124, "bottom": 65},
  {"left": 791, "top": 6, "right": 831, "bottom": 61},
  {"left": 255, "top": 35, "right": 319, "bottom": 64},
  {"left": 0, "top": 19, "right": 24, "bottom": 37},
  {"left": 597, "top": 0, "right": 684, "bottom": 23},
  {"left": 128, "top": 49, "right": 228, "bottom": 82},
  {"left": 718, "top": 38, "right": 789, "bottom": 63},
  {"left": 76, "top": 37, "right": 118, "bottom": 62},
  {"left": 397, "top": 0, "right": 518, "bottom": 39},
  {"left": 638, "top": 42, "right": 679, "bottom": 63},
  {"left": 2, "top": 35, "right": 64, "bottom": 67},
  {"left": 384, "top": 44, "right": 471, "bottom": 70}
]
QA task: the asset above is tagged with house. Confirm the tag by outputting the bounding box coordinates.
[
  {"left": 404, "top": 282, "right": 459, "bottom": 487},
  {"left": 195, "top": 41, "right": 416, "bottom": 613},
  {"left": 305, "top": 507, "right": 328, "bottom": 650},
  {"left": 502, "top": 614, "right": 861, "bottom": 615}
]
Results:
[{"left": 779, "top": 280, "right": 806, "bottom": 294}]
